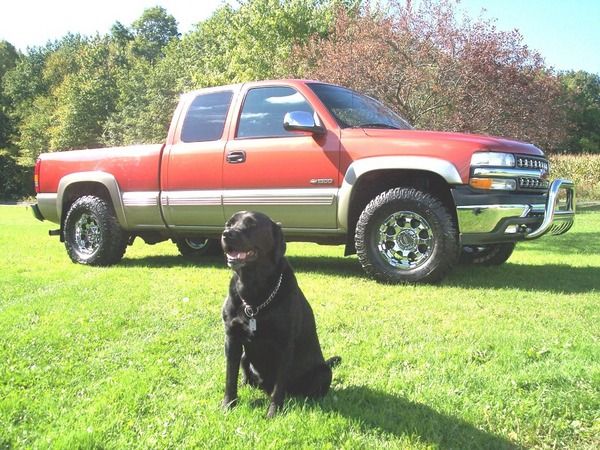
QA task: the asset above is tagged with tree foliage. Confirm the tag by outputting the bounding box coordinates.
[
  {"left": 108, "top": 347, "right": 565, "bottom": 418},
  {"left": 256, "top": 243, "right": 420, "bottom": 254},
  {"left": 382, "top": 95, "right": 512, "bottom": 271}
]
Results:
[
  {"left": 291, "top": 0, "right": 567, "bottom": 150},
  {"left": 131, "top": 6, "right": 179, "bottom": 62},
  {"left": 0, "top": 40, "right": 20, "bottom": 149},
  {"left": 561, "top": 71, "right": 600, "bottom": 154}
]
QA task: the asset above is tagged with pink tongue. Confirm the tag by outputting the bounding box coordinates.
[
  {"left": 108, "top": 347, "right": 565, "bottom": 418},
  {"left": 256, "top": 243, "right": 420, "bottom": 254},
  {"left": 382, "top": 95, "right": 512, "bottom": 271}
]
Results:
[{"left": 228, "top": 251, "right": 247, "bottom": 259}]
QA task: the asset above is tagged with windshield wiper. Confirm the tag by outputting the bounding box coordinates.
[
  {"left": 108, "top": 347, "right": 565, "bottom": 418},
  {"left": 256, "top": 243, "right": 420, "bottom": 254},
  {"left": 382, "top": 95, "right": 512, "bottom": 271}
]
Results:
[{"left": 352, "top": 123, "right": 401, "bottom": 130}]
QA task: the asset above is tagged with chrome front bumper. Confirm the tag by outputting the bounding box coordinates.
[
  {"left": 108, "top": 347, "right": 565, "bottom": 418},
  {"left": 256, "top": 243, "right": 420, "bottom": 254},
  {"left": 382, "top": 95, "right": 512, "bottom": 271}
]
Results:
[
  {"left": 456, "top": 179, "right": 575, "bottom": 242},
  {"left": 524, "top": 179, "right": 575, "bottom": 238}
]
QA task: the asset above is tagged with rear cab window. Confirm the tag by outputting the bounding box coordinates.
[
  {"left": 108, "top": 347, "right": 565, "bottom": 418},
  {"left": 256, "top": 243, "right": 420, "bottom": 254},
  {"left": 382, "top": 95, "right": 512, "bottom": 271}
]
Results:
[{"left": 180, "top": 90, "right": 234, "bottom": 142}]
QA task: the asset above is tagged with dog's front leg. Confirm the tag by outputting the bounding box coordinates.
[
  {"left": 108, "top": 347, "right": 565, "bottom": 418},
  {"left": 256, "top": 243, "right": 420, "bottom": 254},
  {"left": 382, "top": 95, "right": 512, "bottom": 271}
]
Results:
[
  {"left": 267, "top": 342, "right": 294, "bottom": 418},
  {"left": 223, "top": 335, "right": 242, "bottom": 410}
]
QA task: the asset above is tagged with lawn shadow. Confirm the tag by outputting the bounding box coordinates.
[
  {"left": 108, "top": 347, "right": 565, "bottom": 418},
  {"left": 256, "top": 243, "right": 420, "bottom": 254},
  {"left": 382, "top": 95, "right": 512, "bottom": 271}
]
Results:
[
  {"left": 118, "top": 253, "right": 599, "bottom": 293},
  {"left": 449, "top": 263, "right": 599, "bottom": 294},
  {"left": 322, "top": 386, "right": 521, "bottom": 449},
  {"left": 120, "top": 254, "right": 226, "bottom": 269},
  {"left": 287, "top": 255, "right": 364, "bottom": 278}
]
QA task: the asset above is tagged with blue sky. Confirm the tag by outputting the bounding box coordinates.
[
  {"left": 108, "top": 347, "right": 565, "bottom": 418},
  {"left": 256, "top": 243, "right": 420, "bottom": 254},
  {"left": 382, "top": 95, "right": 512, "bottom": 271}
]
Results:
[
  {"left": 1, "top": 0, "right": 598, "bottom": 74},
  {"left": 458, "top": 0, "right": 600, "bottom": 74}
]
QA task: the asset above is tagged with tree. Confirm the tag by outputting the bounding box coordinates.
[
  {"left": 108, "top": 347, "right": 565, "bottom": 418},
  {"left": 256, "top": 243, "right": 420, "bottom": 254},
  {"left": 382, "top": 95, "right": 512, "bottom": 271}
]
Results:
[
  {"left": 49, "top": 37, "right": 118, "bottom": 150},
  {"left": 0, "top": 41, "right": 20, "bottom": 149},
  {"left": 171, "top": 0, "right": 335, "bottom": 87},
  {"left": 131, "top": 6, "right": 179, "bottom": 62},
  {"left": 291, "top": 0, "right": 566, "bottom": 151},
  {"left": 110, "top": 21, "right": 134, "bottom": 46},
  {"left": 561, "top": 71, "right": 600, "bottom": 153},
  {"left": 101, "top": 55, "right": 178, "bottom": 146}
]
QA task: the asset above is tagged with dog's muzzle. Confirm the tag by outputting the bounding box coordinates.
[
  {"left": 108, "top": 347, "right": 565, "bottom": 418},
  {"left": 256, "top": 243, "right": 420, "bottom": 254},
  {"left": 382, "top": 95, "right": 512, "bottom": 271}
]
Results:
[{"left": 222, "top": 229, "right": 257, "bottom": 269}]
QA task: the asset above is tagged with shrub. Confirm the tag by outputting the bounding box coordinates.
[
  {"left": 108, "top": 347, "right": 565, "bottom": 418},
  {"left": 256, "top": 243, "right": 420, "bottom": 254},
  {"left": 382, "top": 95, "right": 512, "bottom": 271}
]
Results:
[{"left": 550, "top": 154, "right": 600, "bottom": 201}]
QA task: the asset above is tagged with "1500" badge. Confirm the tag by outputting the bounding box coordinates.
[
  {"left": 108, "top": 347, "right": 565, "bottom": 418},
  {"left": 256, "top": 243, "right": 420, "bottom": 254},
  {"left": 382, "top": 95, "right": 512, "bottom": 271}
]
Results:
[{"left": 310, "top": 178, "right": 334, "bottom": 185}]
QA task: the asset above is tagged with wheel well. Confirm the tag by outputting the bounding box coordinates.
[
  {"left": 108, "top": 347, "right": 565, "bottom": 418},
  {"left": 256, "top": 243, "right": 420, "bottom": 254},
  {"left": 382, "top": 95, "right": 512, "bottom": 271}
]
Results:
[
  {"left": 60, "top": 182, "right": 113, "bottom": 233},
  {"left": 344, "top": 169, "right": 458, "bottom": 255}
]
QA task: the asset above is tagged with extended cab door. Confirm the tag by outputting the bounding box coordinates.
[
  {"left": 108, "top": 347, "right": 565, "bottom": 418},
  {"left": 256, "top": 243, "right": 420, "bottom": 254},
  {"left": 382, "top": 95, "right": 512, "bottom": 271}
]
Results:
[
  {"left": 222, "top": 84, "right": 340, "bottom": 229},
  {"left": 160, "top": 89, "right": 235, "bottom": 229}
]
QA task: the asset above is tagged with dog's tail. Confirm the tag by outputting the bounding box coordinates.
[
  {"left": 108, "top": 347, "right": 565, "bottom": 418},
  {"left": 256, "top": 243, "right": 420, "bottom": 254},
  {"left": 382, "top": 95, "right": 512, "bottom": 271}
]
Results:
[{"left": 325, "top": 356, "right": 342, "bottom": 369}]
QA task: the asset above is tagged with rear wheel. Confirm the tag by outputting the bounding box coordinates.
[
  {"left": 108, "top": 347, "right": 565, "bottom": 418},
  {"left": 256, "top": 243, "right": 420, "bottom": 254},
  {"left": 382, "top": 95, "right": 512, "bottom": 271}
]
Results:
[
  {"left": 460, "top": 243, "right": 516, "bottom": 265},
  {"left": 355, "top": 188, "right": 459, "bottom": 283},
  {"left": 63, "top": 196, "right": 128, "bottom": 265},
  {"left": 175, "top": 238, "right": 222, "bottom": 259}
]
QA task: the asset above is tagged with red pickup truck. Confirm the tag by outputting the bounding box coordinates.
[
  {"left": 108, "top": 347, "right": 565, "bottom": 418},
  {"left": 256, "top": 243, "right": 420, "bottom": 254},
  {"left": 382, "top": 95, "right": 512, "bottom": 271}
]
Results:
[{"left": 32, "top": 79, "right": 575, "bottom": 283}]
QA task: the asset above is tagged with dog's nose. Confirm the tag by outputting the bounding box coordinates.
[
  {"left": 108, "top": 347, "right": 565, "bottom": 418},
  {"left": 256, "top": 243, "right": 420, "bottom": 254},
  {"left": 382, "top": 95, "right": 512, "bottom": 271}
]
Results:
[{"left": 222, "top": 228, "right": 233, "bottom": 239}]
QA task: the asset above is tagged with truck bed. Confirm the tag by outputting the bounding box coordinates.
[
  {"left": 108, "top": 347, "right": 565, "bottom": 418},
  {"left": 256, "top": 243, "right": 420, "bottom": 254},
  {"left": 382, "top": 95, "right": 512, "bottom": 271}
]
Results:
[{"left": 38, "top": 144, "right": 164, "bottom": 193}]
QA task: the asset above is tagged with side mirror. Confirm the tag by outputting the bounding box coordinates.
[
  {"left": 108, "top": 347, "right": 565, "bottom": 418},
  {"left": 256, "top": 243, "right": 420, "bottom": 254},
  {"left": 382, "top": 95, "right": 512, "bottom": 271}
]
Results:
[{"left": 283, "top": 111, "right": 325, "bottom": 136}]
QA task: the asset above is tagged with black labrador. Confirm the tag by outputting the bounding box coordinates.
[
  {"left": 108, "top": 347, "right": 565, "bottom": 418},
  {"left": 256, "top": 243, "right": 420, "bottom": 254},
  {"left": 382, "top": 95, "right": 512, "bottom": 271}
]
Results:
[{"left": 221, "top": 211, "right": 340, "bottom": 417}]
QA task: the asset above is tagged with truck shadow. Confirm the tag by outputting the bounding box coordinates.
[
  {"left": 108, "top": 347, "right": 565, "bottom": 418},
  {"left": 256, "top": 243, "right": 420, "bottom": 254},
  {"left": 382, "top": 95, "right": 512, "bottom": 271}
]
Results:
[
  {"left": 120, "top": 255, "right": 226, "bottom": 269},
  {"left": 288, "top": 255, "right": 364, "bottom": 278},
  {"left": 316, "top": 385, "right": 521, "bottom": 449},
  {"left": 119, "top": 253, "right": 598, "bottom": 294},
  {"left": 448, "top": 263, "right": 600, "bottom": 294},
  {"left": 289, "top": 256, "right": 599, "bottom": 294}
]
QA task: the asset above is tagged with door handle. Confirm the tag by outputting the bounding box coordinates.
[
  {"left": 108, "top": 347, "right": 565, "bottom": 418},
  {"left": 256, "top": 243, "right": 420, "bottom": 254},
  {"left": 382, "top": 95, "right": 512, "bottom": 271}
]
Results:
[{"left": 226, "top": 151, "right": 246, "bottom": 164}]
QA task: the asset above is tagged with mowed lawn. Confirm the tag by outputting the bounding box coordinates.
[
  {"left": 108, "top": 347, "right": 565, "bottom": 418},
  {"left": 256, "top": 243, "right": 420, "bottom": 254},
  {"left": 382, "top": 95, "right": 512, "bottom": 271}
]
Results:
[{"left": 1, "top": 206, "right": 598, "bottom": 449}]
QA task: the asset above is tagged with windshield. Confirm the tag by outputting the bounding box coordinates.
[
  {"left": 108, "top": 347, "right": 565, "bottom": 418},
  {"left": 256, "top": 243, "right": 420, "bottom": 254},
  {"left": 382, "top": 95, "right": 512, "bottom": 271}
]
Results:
[{"left": 308, "top": 83, "right": 412, "bottom": 130}]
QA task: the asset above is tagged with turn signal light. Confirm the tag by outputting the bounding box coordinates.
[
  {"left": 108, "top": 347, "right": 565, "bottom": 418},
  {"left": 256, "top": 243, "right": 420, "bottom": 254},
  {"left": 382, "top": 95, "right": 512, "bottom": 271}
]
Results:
[{"left": 470, "top": 177, "right": 516, "bottom": 191}]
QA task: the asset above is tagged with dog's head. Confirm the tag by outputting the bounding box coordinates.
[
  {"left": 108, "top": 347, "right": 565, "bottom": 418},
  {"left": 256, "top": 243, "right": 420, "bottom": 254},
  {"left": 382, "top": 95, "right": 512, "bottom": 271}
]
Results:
[{"left": 222, "top": 211, "right": 286, "bottom": 270}]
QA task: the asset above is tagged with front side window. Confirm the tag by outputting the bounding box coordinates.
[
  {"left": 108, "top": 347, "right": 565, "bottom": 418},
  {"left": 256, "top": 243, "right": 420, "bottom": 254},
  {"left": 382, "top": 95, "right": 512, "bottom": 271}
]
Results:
[
  {"left": 237, "top": 87, "right": 314, "bottom": 139},
  {"left": 181, "top": 91, "right": 234, "bottom": 143},
  {"left": 308, "top": 83, "right": 412, "bottom": 130}
]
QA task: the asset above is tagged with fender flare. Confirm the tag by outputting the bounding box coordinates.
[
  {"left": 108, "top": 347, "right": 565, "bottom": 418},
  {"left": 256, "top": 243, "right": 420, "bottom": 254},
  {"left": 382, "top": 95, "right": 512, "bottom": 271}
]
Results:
[
  {"left": 337, "top": 156, "right": 463, "bottom": 231},
  {"left": 56, "top": 171, "right": 129, "bottom": 228}
]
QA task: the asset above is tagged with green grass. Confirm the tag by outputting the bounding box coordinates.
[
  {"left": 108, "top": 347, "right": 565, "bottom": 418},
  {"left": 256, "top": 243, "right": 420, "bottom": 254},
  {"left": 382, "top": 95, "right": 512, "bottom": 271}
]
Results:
[{"left": 1, "top": 206, "right": 598, "bottom": 449}]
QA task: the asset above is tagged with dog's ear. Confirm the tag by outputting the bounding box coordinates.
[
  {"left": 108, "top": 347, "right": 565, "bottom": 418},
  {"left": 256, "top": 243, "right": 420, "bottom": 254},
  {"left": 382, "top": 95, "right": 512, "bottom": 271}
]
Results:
[{"left": 272, "top": 221, "right": 286, "bottom": 261}]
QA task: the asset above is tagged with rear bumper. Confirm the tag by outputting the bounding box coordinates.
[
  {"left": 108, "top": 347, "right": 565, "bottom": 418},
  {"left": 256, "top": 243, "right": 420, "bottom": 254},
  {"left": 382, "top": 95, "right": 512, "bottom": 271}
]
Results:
[{"left": 453, "top": 179, "right": 575, "bottom": 245}]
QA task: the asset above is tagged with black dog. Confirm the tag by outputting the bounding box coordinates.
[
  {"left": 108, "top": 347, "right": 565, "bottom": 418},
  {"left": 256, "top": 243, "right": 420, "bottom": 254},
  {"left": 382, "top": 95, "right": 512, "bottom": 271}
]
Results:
[{"left": 221, "top": 211, "right": 340, "bottom": 417}]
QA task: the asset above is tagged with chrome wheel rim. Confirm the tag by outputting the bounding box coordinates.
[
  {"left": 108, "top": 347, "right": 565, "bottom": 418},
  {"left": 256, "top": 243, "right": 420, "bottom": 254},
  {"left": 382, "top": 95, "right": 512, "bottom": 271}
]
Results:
[
  {"left": 377, "top": 211, "right": 434, "bottom": 270},
  {"left": 185, "top": 238, "right": 209, "bottom": 250},
  {"left": 74, "top": 213, "right": 101, "bottom": 256}
]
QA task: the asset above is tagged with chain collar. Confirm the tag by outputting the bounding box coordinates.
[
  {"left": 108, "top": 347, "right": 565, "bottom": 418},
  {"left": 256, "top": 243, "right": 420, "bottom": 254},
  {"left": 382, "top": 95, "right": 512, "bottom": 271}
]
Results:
[{"left": 237, "top": 273, "right": 283, "bottom": 318}]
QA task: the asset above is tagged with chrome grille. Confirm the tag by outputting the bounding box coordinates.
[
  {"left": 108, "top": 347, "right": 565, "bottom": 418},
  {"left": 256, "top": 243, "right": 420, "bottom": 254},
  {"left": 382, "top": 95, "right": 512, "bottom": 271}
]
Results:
[
  {"left": 519, "top": 177, "right": 549, "bottom": 190},
  {"left": 515, "top": 154, "right": 549, "bottom": 191},
  {"left": 516, "top": 156, "right": 549, "bottom": 171}
]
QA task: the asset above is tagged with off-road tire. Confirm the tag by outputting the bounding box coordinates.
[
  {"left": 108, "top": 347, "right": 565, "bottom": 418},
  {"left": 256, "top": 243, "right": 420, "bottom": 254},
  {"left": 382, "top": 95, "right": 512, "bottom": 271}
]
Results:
[
  {"left": 355, "top": 188, "right": 459, "bottom": 283},
  {"left": 460, "top": 243, "right": 516, "bottom": 266},
  {"left": 63, "top": 195, "right": 128, "bottom": 266},
  {"left": 175, "top": 238, "right": 222, "bottom": 259}
]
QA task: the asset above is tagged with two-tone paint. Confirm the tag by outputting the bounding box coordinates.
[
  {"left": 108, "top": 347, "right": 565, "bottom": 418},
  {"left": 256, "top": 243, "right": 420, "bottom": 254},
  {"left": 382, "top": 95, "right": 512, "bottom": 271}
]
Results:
[{"left": 33, "top": 79, "right": 573, "bottom": 246}]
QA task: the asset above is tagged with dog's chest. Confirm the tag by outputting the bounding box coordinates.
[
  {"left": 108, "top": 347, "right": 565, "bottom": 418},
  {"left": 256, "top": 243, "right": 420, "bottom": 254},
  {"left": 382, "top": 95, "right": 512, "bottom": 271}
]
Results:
[{"left": 226, "top": 312, "right": 287, "bottom": 344}]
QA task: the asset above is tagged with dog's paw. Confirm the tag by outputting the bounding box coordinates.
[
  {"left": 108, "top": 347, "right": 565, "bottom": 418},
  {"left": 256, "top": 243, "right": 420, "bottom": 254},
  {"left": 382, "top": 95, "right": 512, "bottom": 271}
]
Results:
[
  {"left": 222, "top": 397, "right": 238, "bottom": 410},
  {"left": 326, "top": 356, "right": 342, "bottom": 368},
  {"left": 266, "top": 402, "right": 280, "bottom": 418}
]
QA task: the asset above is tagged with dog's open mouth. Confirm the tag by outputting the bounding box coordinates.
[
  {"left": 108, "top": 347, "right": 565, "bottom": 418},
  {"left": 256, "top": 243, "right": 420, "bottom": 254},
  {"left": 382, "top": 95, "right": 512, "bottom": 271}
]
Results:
[{"left": 226, "top": 249, "right": 257, "bottom": 268}]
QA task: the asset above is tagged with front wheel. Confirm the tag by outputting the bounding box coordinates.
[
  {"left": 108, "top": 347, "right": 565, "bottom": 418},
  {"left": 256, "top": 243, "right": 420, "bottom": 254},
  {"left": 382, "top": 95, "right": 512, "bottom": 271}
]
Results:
[
  {"left": 355, "top": 188, "right": 459, "bottom": 283},
  {"left": 63, "top": 196, "right": 128, "bottom": 266}
]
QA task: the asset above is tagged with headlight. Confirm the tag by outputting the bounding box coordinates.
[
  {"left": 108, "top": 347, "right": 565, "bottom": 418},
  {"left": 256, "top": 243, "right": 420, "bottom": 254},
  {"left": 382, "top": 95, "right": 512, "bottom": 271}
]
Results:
[{"left": 471, "top": 152, "right": 515, "bottom": 167}]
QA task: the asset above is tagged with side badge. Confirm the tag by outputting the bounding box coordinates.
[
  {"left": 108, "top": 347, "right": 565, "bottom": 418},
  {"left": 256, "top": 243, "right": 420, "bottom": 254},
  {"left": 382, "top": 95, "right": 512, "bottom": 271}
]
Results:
[{"left": 310, "top": 178, "right": 334, "bottom": 185}]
